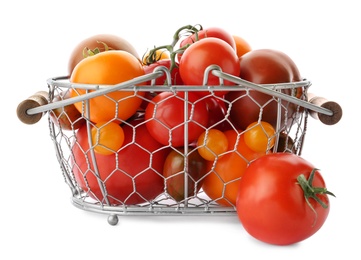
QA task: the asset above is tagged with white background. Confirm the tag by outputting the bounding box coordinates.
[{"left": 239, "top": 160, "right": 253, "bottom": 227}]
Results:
[{"left": 2, "top": 0, "right": 359, "bottom": 259}]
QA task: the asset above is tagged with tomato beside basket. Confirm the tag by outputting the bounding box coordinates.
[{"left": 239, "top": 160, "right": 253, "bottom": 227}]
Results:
[{"left": 17, "top": 66, "right": 342, "bottom": 226}]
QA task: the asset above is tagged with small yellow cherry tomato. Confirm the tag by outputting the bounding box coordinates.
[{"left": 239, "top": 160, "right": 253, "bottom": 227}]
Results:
[
  {"left": 197, "top": 129, "right": 229, "bottom": 161},
  {"left": 91, "top": 121, "right": 125, "bottom": 155},
  {"left": 244, "top": 121, "right": 276, "bottom": 152}
]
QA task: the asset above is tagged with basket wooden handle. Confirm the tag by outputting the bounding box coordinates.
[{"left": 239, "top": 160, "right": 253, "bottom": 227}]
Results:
[
  {"left": 17, "top": 91, "right": 49, "bottom": 124},
  {"left": 308, "top": 93, "right": 342, "bottom": 125}
]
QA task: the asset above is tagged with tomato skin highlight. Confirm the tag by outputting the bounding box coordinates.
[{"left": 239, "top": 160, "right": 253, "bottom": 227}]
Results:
[{"left": 236, "top": 153, "right": 331, "bottom": 245}]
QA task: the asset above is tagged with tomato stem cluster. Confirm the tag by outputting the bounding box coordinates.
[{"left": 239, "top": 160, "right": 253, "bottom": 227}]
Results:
[
  {"left": 143, "top": 24, "right": 203, "bottom": 70},
  {"left": 297, "top": 168, "right": 335, "bottom": 226}
]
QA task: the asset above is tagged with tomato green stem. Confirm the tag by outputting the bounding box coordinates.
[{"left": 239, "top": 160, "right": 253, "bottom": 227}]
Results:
[
  {"left": 142, "top": 24, "right": 202, "bottom": 68},
  {"left": 297, "top": 168, "right": 335, "bottom": 226}
]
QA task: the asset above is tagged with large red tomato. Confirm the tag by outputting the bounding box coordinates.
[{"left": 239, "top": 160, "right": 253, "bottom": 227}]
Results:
[
  {"left": 226, "top": 49, "right": 304, "bottom": 130},
  {"left": 145, "top": 91, "right": 209, "bottom": 147},
  {"left": 71, "top": 119, "right": 168, "bottom": 205},
  {"left": 179, "top": 37, "right": 240, "bottom": 96},
  {"left": 236, "top": 153, "right": 335, "bottom": 245}
]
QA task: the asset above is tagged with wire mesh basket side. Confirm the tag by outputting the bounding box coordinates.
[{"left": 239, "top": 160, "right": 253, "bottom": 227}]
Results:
[{"left": 46, "top": 75, "right": 311, "bottom": 220}]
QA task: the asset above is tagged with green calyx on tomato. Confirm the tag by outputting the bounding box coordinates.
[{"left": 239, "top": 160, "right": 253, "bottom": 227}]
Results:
[
  {"left": 297, "top": 168, "right": 335, "bottom": 225},
  {"left": 82, "top": 41, "right": 110, "bottom": 58}
]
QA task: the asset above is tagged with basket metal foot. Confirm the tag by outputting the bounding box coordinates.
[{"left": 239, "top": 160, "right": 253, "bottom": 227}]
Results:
[{"left": 107, "top": 214, "right": 119, "bottom": 226}]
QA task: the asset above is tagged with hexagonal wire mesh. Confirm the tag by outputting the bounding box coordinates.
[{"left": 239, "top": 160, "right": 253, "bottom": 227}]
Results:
[{"left": 45, "top": 66, "right": 316, "bottom": 224}]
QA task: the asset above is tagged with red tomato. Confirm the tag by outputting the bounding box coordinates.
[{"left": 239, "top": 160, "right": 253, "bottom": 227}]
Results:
[
  {"left": 204, "top": 96, "right": 231, "bottom": 131},
  {"left": 236, "top": 153, "right": 335, "bottom": 245},
  {"left": 163, "top": 147, "right": 208, "bottom": 202},
  {"left": 72, "top": 119, "right": 168, "bottom": 205},
  {"left": 177, "top": 27, "right": 236, "bottom": 61},
  {"left": 143, "top": 59, "right": 183, "bottom": 86},
  {"left": 179, "top": 38, "right": 241, "bottom": 96},
  {"left": 225, "top": 49, "right": 304, "bottom": 130},
  {"left": 145, "top": 91, "right": 209, "bottom": 147}
]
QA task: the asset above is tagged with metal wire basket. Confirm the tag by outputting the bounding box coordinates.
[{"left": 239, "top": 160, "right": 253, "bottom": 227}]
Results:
[{"left": 17, "top": 65, "right": 342, "bottom": 225}]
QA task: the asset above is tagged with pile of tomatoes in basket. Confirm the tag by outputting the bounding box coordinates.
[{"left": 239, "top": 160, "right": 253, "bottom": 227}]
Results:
[{"left": 49, "top": 24, "right": 335, "bottom": 246}]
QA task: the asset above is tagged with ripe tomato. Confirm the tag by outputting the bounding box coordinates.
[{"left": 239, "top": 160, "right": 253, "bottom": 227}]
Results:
[
  {"left": 72, "top": 119, "right": 168, "bottom": 205},
  {"left": 232, "top": 34, "right": 252, "bottom": 58},
  {"left": 244, "top": 121, "right": 276, "bottom": 152},
  {"left": 202, "top": 130, "right": 266, "bottom": 206},
  {"left": 143, "top": 59, "right": 183, "bottom": 86},
  {"left": 196, "top": 129, "right": 228, "bottom": 161},
  {"left": 145, "top": 91, "right": 209, "bottom": 147},
  {"left": 67, "top": 34, "right": 140, "bottom": 74},
  {"left": 70, "top": 50, "right": 145, "bottom": 124},
  {"left": 177, "top": 26, "right": 236, "bottom": 62},
  {"left": 225, "top": 49, "right": 303, "bottom": 130},
  {"left": 236, "top": 153, "right": 334, "bottom": 245},
  {"left": 91, "top": 121, "right": 125, "bottom": 155},
  {"left": 179, "top": 37, "right": 241, "bottom": 96},
  {"left": 203, "top": 96, "right": 231, "bottom": 131},
  {"left": 163, "top": 148, "right": 208, "bottom": 202}
]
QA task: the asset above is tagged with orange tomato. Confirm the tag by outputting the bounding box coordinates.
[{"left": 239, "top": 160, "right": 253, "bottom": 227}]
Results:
[
  {"left": 232, "top": 35, "right": 252, "bottom": 58},
  {"left": 202, "top": 130, "right": 266, "bottom": 207},
  {"left": 70, "top": 50, "right": 145, "bottom": 124},
  {"left": 244, "top": 121, "right": 276, "bottom": 152},
  {"left": 142, "top": 49, "right": 170, "bottom": 65},
  {"left": 197, "top": 129, "right": 228, "bottom": 161},
  {"left": 91, "top": 121, "right": 125, "bottom": 155}
]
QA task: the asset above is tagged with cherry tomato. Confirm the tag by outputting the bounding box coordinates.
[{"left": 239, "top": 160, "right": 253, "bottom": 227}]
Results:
[
  {"left": 67, "top": 34, "right": 140, "bottom": 74},
  {"left": 163, "top": 147, "right": 208, "bottom": 202},
  {"left": 236, "top": 153, "right": 335, "bottom": 245},
  {"left": 70, "top": 50, "right": 145, "bottom": 124},
  {"left": 202, "top": 130, "right": 266, "bottom": 206},
  {"left": 197, "top": 129, "right": 228, "bottom": 161},
  {"left": 232, "top": 34, "right": 252, "bottom": 58},
  {"left": 91, "top": 121, "right": 125, "bottom": 155},
  {"left": 244, "top": 121, "right": 276, "bottom": 152},
  {"left": 179, "top": 38, "right": 241, "bottom": 96},
  {"left": 225, "top": 49, "right": 304, "bottom": 130},
  {"left": 145, "top": 91, "right": 209, "bottom": 147},
  {"left": 203, "top": 96, "right": 231, "bottom": 131},
  {"left": 72, "top": 118, "right": 168, "bottom": 205},
  {"left": 143, "top": 59, "right": 183, "bottom": 86}
]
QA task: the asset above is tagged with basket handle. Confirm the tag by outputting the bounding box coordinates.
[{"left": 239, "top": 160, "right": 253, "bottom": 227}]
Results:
[
  {"left": 16, "top": 91, "right": 49, "bottom": 124},
  {"left": 211, "top": 69, "right": 342, "bottom": 125},
  {"left": 307, "top": 93, "right": 342, "bottom": 125}
]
